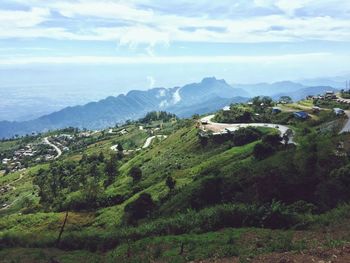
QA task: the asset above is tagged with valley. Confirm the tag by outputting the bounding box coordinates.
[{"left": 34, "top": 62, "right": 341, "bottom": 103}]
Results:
[
  {"left": 2, "top": 0, "right": 350, "bottom": 262},
  {"left": 2, "top": 92, "right": 350, "bottom": 262}
]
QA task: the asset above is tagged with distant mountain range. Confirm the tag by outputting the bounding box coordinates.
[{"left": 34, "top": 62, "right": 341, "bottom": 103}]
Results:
[{"left": 0, "top": 77, "right": 339, "bottom": 138}]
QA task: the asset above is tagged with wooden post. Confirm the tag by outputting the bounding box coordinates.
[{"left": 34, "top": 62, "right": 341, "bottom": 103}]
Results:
[
  {"left": 56, "top": 210, "right": 69, "bottom": 246},
  {"left": 179, "top": 242, "right": 184, "bottom": 255}
]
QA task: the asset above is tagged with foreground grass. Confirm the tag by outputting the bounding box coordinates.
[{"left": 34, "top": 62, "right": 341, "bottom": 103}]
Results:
[
  {"left": 2, "top": 220, "right": 350, "bottom": 263},
  {"left": 0, "top": 247, "right": 102, "bottom": 263}
]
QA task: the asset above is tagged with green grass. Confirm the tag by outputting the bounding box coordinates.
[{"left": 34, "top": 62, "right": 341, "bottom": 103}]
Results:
[
  {"left": 0, "top": 247, "right": 102, "bottom": 263},
  {"left": 0, "top": 140, "right": 20, "bottom": 152},
  {"left": 0, "top": 164, "right": 48, "bottom": 216},
  {"left": 1, "top": 111, "right": 350, "bottom": 263}
]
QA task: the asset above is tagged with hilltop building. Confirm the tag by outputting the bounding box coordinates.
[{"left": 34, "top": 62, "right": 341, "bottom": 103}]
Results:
[
  {"left": 294, "top": 111, "right": 309, "bottom": 120},
  {"left": 334, "top": 108, "right": 345, "bottom": 115}
]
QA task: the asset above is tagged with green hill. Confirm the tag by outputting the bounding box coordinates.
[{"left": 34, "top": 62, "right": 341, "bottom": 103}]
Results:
[{"left": 1, "top": 104, "right": 350, "bottom": 262}]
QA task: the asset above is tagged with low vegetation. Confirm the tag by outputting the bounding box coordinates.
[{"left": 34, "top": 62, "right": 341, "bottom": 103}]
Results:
[{"left": 1, "top": 99, "right": 350, "bottom": 262}]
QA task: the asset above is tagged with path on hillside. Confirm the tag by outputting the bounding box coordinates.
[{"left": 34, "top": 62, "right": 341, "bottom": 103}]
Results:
[
  {"left": 43, "top": 137, "right": 62, "bottom": 159},
  {"left": 0, "top": 171, "right": 27, "bottom": 211},
  {"left": 0, "top": 192, "right": 32, "bottom": 211},
  {"left": 2, "top": 171, "right": 25, "bottom": 192},
  {"left": 340, "top": 110, "right": 350, "bottom": 133},
  {"left": 201, "top": 115, "right": 294, "bottom": 144},
  {"left": 110, "top": 135, "right": 168, "bottom": 152}
]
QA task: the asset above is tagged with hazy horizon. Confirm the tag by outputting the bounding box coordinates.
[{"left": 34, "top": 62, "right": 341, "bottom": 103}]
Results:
[{"left": 1, "top": 0, "right": 350, "bottom": 121}]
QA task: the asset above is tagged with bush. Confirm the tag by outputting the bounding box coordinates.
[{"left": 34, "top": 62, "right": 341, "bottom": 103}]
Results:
[
  {"left": 253, "top": 142, "right": 275, "bottom": 160},
  {"left": 165, "top": 176, "right": 176, "bottom": 191},
  {"left": 262, "top": 134, "right": 282, "bottom": 147},
  {"left": 124, "top": 193, "right": 156, "bottom": 225},
  {"left": 232, "top": 127, "right": 262, "bottom": 146},
  {"left": 129, "top": 166, "right": 142, "bottom": 183}
]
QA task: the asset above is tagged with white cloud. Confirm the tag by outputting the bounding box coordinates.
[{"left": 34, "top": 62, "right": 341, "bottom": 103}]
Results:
[
  {"left": 1, "top": 0, "right": 350, "bottom": 44},
  {"left": 51, "top": 1, "right": 154, "bottom": 22},
  {"left": 0, "top": 7, "right": 50, "bottom": 28},
  {"left": 172, "top": 87, "right": 182, "bottom": 104},
  {"left": 0, "top": 53, "right": 336, "bottom": 65},
  {"left": 147, "top": 76, "right": 155, "bottom": 88},
  {"left": 275, "top": 0, "right": 311, "bottom": 16}
]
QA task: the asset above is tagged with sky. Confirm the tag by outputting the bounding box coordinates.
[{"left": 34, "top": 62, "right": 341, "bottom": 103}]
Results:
[{"left": 1, "top": 0, "right": 350, "bottom": 120}]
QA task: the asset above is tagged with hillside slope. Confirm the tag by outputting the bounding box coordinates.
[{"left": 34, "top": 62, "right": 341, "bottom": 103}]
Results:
[{"left": 1, "top": 100, "right": 350, "bottom": 262}]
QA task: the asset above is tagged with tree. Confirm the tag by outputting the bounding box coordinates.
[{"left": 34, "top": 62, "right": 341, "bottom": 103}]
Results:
[
  {"left": 253, "top": 142, "right": 275, "bottom": 160},
  {"left": 84, "top": 177, "right": 102, "bottom": 203},
  {"left": 90, "top": 163, "right": 100, "bottom": 178},
  {"left": 129, "top": 166, "right": 142, "bottom": 183},
  {"left": 198, "top": 132, "right": 209, "bottom": 146},
  {"left": 262, "top": 134, "right": 282, "bottom": 147},
  {"left": 261, "top": 96, "right": 273, "bottom": 107},
  {"left": 279, "top": 96, "right": 292, "bottom": 104},
  {"left": 117, "top": 144, "right": 124, "bottom": 152},
  {"left": 166, "top": 176, "right": 176, "bottom": 191},
  {"left": 192, "top": 114, "right": 200, "bottom": 120},
  {"left": 282, "top": 133, "right": 289, "bottom": 146},
  {"left": 4, "top": 167, "right": 10, "bottom": 175},
  {"left": 124, "top": 193, "right": 155, "bottom": 224},
  {"left": 98, "top": 152, "right": 105, "bottom": 162},
  {"left": 232, "top": 127, "right": 262, "bottom": 146},
  {"left": 104, "top": 154, "right": 119, "bottom": 187}
]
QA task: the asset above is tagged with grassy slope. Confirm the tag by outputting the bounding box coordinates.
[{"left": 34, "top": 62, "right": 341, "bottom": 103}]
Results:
[
  {"left": 1, "top": 122, "right": 256, "bottom": 236},
  {"left": 0, "top": 164, "right": 48, "bottom": 216},
  {"left": 3, "top": 210, "right": 350, "bottom": 263},
  {"left": 92, "top": 124, "right": 256, "bottom": 227},
  {"left": 1, "top": 109, "right": 350, "bottom": 262}
]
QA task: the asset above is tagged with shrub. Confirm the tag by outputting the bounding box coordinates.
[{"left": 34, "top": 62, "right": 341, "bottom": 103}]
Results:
[
  {"left": 124, "top": 193, "right": 156, "bottom": 225},
  {"left": 253, "top": 142, "right": 275, "bottom": 160},
  {"left": 232, "top": 127, "right": 262, "bottom": 146},
  {"left": 165, "top": 176, "right": 176, "bottom": 191},
  {"left": 129, "top": 166, "right": 142, "bottom": 183},
  {"left": 262, "top": 134, "right": 282, "bottom": 147}
]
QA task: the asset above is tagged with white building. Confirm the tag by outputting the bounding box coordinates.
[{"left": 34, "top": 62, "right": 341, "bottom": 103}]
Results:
[{"left": 2, "top": 158, "right": 11, "bottom": 165}]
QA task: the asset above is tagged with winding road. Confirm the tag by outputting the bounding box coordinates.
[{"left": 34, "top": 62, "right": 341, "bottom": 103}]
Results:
[
  {"left": 142, "top": 135, "right": 168, "bottom": 148},
  {"left": 339, "top": 110, "right": 350, "bottom": 134},
  {"left": 201, "top": 115, "right": 294, "bottom": 144},
  {"left": 111, "top": 135, "right": 168, "bottom": 152},
  {"left": 43, "top": 137, "right": 62, "bottom": 159}
]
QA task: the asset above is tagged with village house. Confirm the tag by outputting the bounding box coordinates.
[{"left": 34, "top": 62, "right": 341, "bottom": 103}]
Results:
[
  {"left": 272, "top": 107, "right": 282, "bottom": 114},
  {"left": 334, "top": 108, "right": 345, "bottom": 115},
  {"left": 325, "top": 91, "right": 337, "bottom": 99},
  {"left": 2, "top": 158, "right": 11, "bottom": 165},
  {"left": 294, "top": 111, "right": 309, "bottom": 120},
  {"left": 312, "top": 106, "right": 321, "bottom": 113},
  {"left": 119, "top": 129, "right": 128, "bottom": 135}
]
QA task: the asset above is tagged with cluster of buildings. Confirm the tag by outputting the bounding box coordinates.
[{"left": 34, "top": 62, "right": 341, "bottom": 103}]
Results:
[
  {"left": 307, "top": 91, "right": 337, "bottom": 101},
  {"left": 50, "top": 134, "right": 74, "bottom": 152},
  {"left": 1, "top": 145, "right": 38, "bottom": 172},
  {"left": 1, "top": 140, "right": 59, "bottom": 172}
]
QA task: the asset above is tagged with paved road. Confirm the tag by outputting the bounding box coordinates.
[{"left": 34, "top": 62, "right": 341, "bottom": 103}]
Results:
[
  {"left": 43, "top": 137, "right": 62, "bottom": 159},
  {"left": 201, "top": 115, "right": 294, "bottom": 144},
  {"left": 340, "top": 110, "right": 350, "bottom": 133},
  {"left": 111, "top": 135, "right": 168, "bottom": 152},
  {"left": 142, "top": 135, "right": 167, "bottom": 148}
]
